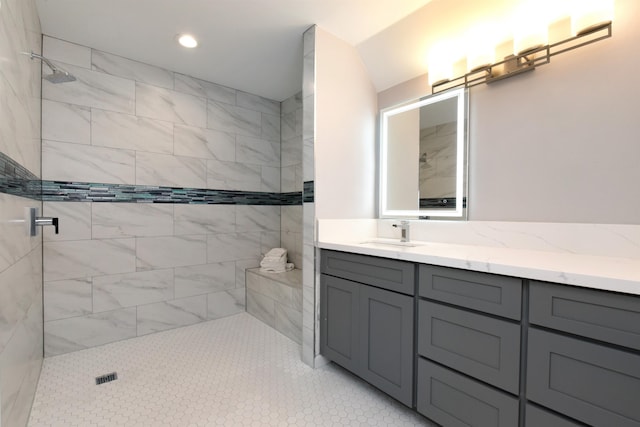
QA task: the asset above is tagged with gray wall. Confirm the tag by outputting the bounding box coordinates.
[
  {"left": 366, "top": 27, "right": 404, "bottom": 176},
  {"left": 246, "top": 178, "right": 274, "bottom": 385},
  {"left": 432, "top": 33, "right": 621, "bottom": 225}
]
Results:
[
  {"left": 0, "top": 0, "right": 43, "bottom": 426},
  {"left": 41, "top": 36, "right": 291, "bottom": 356},
  {"left": 378, "top": 0, "right": 640, "bottom": 224}
]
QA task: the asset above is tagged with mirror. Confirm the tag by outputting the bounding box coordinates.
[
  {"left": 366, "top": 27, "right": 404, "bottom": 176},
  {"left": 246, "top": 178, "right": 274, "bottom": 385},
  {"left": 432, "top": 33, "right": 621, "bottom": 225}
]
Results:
[{"left": 380, "top": 87, "right": 468, "bottom": 219}]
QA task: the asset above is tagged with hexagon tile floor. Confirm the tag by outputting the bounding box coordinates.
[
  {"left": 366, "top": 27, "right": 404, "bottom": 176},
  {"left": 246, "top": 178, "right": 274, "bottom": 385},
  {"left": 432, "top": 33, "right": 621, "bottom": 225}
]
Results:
[{"left": 28, "top": 313, "right": 432, "bottom": 426}]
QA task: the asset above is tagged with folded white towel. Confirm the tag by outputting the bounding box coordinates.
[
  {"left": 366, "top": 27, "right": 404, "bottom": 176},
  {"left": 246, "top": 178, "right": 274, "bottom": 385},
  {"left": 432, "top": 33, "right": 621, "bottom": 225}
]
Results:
[
  {"left": 264, "top": 248, "right": 287, "bottom": 258},
  {"left": 260, "top": 263, "right": 295, "bottom": 273}
]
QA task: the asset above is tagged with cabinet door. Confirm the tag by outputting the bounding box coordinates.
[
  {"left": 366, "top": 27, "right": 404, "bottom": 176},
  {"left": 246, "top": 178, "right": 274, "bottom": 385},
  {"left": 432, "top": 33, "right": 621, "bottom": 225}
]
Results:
[
  {"left": 527, "top": 328, "right": 640, "bottom": 427},
  {"left": 417, "top": 358, "right": 519, "bottom": 427},
  {"left": 359, "top": 285, "right": 414, "bottom": 406},
  {"left": 525, "top": 404, "right": 584, "bottom": 427},
  {"left": 418, "top": 300, "right": 521, "bottom": 394},
  {"left": 320, "top": 275, "right": 359, "bottom": 372}
]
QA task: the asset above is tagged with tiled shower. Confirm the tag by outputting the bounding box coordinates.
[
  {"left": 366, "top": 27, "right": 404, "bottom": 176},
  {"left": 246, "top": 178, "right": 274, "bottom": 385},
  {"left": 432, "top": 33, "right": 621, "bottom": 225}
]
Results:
[
  {"left": 40, "top": 36, "right": 305, "bottom": 357},
  {"left": 0, "top": 0, "right": 305, "bottom": 422}
]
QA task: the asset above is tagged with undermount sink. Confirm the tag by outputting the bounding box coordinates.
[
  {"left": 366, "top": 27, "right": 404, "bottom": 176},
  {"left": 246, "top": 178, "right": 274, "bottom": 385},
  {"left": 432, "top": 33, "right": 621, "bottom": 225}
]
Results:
[{"left": 360, "top": 238, "right": 423, "bottom": 248}]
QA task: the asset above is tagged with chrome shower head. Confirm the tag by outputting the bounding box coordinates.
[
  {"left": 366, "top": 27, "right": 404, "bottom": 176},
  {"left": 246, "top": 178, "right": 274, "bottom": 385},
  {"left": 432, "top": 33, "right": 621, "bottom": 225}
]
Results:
[
  {"left": 25, "top": 52, "right": 76, "bottom": 84},
  {"left": 44, "top": 70, "right": 76, "bottom": 84}
]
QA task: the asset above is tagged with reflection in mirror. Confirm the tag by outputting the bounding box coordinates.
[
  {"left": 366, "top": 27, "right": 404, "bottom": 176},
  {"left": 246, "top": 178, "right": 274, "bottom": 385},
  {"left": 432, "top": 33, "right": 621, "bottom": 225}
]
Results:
[{"left": 380, "top": 88, "right": 468, "bottom": 219}]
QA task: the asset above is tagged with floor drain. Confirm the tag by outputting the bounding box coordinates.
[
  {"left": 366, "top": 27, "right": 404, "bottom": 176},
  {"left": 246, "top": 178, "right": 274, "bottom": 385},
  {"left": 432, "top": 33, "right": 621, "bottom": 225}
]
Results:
[{"left": 95, "top": 372, "right": 118, "bottom": 385}]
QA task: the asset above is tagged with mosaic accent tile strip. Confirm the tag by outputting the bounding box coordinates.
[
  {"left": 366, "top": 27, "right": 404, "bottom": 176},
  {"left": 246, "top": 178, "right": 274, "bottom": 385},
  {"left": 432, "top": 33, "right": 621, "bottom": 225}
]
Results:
[
  {"left": 303, "top": 181, "right": 314, "bottom": 203},
  {"left": 42, "top": 180, "right": 302, "bottom": 206},
  {"left": 0, "top": 152, "right": 41, "bottom": 200}
]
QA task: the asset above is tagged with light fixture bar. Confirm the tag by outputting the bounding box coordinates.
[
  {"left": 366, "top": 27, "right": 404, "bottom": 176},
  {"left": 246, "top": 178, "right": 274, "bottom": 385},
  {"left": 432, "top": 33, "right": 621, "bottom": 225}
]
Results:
[{"left": 432, "top": 21, "right": 612, "bottom": 94}]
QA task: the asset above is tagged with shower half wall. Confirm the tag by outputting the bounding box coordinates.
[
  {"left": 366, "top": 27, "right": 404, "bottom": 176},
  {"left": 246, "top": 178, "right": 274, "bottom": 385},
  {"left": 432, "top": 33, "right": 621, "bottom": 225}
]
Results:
[{"left": 41, "top": 36, "right": 303, "bottom": 357}]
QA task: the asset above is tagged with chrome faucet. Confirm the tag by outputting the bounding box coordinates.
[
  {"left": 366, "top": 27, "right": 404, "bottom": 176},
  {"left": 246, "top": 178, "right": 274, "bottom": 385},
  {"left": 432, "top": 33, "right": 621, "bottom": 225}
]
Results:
[{"left": 392, "top": 220, "right": 410, "bottom": 242}]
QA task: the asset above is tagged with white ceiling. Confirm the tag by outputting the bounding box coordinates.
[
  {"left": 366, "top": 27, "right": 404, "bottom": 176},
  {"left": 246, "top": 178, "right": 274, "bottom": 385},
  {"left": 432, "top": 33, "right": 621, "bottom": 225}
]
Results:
[{"left": 35, "top": 0, "right": 433, "bottom": 101}]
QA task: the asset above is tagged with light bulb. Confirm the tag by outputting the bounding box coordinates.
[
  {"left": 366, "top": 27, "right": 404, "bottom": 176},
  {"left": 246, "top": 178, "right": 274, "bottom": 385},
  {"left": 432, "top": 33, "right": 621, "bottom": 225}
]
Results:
[
  {"left": 178, "top": 34, "right": 198, "bottom": 48},
  {"left": 571, "top": 0, "right": 614, "bottom": 36}
]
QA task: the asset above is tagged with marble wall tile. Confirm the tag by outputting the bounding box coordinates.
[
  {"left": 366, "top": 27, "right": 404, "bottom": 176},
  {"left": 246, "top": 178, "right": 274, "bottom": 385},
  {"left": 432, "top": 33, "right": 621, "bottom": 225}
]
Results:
[
  {"left": 234, "top": 106, "right": 263, "bottom": 138},
  {"left": 136, "top": 296, "right": 207, "bottom": 336},
  {"left": 303, "top": 136, "right": 315, "bottom": 182},
  {"left": 207, "top": 232, "right": 261, "bottom": 263},
  {"left": 261, "top": 113, "right": 281, "bottom": 141},
  {"left": 0, "top": 70, "right": 40, "bottom": 175},
  {"left": 43, "top": 202, "right": 91, "bottom": 242},
  {"left": 136, "top": 152, "right": 206, "bottom": 188},
  {"left": 41, "top": 100, "right": 90, "bottom": 145},
  {"left": 174, "top": 74, "right": 236, "bottom": 104},
  {"left": 281, "top": 135, "right": 302, "bottom": 167},
  {"left": 173, "top": 124, "right": 235, "bottom": 161},
  {"left": 43, "top": 278, "right": 92, "bottom": 322},
  {"left": 92, "top": 50, "right": 174, "bottom": 89},
  {"left": 206, "top": 100, "right": 236, "bottom": 134},
  {"left": 44, "top": 238, "right": 136, "bottom": 282},
  {"left": 42, "top": 139, "right": 135, "bottom": 184},
  {"left": 174, "top": 262, "right": 236, "bottom": 298},
  {"left": 174, "top": 205, "right": 235, "bottom": 235},
  {"left": 207, "top": 101, "right": 261, "bottom": 137},
  {"left": 281, "top": 111, "right": 297, "bottom": 142},
  {"left": 236, "top": 91, "right": 280, "bottom": 116},
  {"left": 42, "top": 63, "right": 135, "bottom": 114},
  {"left": 261, "top": 166, "right": 280, "bottom": 192},
  {"left": 135, "top": 82, "right": 206, "bottom": 127},
  {"left": 44, "top": 307, "right": 137, "bottom": 356},
  {"left": 136, "top": 235, "right": 207, "bottom": 270},
  {"left": 275, "top": 304, "right": 302, "bottom": 344},
  {"left": 281, "top": 205, "right": 303, "bottom": 233},
  {"left": 261, "top": 231, "right": 282, "bottom": 255},
  {"left": 281, "top": 232, "right": 302, "bottom": 268},
  {"left": 235, "top": 259, "right": 260, "bottom": 288},
  {"left": 246, "top": 291, "right": 275, "bottom": 328},
  {"left": 207, "top": 288, "right": 245, "bottom": 320},
  {"left": 206, "top": 160, "right": 261, "bottom": 191},
  {"left": 281, "top": 166, "right": 297, "bottom": 193},
  {"left": 236, "top": 205, "right": 281, "bottom": 232},
  {"left": 236, "top": 135, "right": 280, "bottom": 167},
  {"left": 93, "top": 269, "right": 174, "bottom": 313},
  {"left": 92, "top": 203, "right": 173, "bottom": 238},
  {"left": 91, "top": 108, "right": 173, "bottom": 154},
  {"left": 42, "top": 36, "right": 91, "bottom": 68},
  {"left": 1, "top": 311, "right": 43, "bottom": 427},
  {"left": 0, "top": 245, "right": 41, "bottom": 353},
  {"left": 281, "top": 92, "right": 301, "bottom": 115},
  {"left": 246, "top": 272, "right": 294, "bottom": 308},
  {"left": 0, "top": 194, "right": 41, "bottom": 273}
]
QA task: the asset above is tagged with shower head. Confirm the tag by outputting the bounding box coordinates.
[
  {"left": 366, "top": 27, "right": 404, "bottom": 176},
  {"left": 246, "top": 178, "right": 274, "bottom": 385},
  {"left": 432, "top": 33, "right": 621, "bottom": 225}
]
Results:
[
  {"left": 44, "top": 70, "right": 76, "bottom": 84},
  {"left": 25, "top": 52, "right": 76, "bottom": 84}
]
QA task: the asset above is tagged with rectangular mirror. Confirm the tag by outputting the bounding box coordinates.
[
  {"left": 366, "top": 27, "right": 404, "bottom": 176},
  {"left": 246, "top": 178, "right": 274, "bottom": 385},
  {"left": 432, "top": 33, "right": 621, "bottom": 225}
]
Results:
[{"left": 380, "top": 87, "right": 468, "bottom": 219}]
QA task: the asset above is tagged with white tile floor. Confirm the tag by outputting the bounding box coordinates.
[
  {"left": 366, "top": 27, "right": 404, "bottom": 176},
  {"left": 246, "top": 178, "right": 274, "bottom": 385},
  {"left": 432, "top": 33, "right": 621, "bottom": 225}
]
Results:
[{"left": 28, "top": 313, "right": 431, "bottom": 426}]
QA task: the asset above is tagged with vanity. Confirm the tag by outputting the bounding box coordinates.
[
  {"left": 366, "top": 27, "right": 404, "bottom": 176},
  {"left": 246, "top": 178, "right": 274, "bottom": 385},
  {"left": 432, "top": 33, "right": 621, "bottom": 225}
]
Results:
[{"left": 319, "top": 245, "right": 640, "bottom": 427}]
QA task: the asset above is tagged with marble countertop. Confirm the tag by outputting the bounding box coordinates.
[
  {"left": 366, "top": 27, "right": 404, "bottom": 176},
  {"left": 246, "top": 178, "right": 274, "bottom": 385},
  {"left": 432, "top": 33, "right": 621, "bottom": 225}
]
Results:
[{"left": 317, "top": 237, "right": 640, "bottom": 296}]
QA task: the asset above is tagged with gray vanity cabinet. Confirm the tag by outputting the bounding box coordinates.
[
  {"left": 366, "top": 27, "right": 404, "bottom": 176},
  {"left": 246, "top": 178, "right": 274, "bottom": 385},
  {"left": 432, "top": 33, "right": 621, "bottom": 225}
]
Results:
[
  {"left": 416, "top": 265, "right": 523, "bottom": 426},
  {"left": 527, "top": 281, "right": 640, "bottom": 427},
  {"left": 320, "top": 250, "right": 415, "bottom": 406}
]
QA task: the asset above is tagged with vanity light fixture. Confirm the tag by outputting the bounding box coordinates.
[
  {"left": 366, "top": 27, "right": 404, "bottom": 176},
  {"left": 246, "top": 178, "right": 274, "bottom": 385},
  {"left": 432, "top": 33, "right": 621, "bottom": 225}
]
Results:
[
  {"left": 431, "top": 20, "right": 611, "bottom": 94},
  {"left": 177, "top": 34, "right": 198, "bottom": 48}
]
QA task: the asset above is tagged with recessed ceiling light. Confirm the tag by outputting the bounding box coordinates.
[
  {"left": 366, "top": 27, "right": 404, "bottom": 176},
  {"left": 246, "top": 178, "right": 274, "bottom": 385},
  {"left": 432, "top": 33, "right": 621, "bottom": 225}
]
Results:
[{"left": 178, "top": 34, "right": 198, "bottom": 48}]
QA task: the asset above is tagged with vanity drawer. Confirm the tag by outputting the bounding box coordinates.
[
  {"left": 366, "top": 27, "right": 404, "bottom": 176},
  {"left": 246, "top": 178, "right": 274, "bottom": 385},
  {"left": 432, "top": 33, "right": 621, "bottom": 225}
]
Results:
[
  {"left": 417, "top": 357, "right": 519, "bottom": 427},
  {"left": 527, "top": 328, "right": 640, "bottom": 427},
  {"left": 419, "top": 265, "right": 522, "bottom": 320},
  {"left": 418, "top": 300, "right": 521, "bottom": 394},
  {"left": 529, "top": 281, "right": 640, "bottom": 351},
  {"left": 320, "top": 250, "right": 415, "bottom": 295},
  {"left": 525, "top": 404, "right": 584, "bottom": 427}
]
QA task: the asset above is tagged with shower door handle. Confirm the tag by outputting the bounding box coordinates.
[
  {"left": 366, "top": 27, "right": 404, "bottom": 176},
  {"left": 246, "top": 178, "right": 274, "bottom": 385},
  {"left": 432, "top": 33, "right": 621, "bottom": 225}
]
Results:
[{"left": 26, "top": 207, "right": 59, "bottom": 236}]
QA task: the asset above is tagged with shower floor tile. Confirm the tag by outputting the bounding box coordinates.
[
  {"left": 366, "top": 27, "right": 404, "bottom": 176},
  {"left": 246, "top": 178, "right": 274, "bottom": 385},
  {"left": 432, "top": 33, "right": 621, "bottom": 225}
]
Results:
[{"left": 28, "top": 313, "right": 430, "bottom": 426}]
